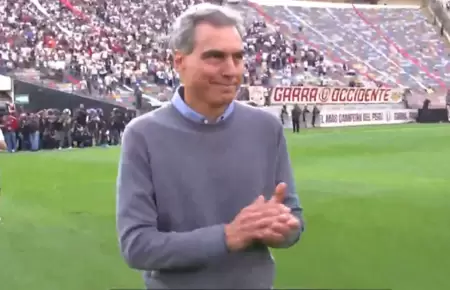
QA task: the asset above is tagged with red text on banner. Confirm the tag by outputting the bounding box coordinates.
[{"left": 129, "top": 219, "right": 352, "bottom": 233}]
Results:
[{"left": 271, "top": 86, "right": 403, "bottom": 104}]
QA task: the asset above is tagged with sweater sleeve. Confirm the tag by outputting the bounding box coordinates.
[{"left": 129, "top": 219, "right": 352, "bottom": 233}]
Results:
[
  {"left": 272, "top": 125, "right": 305, "bottom": 248},
  {"left": 116, "top": 125, "right": 229, "bottom": 271}
]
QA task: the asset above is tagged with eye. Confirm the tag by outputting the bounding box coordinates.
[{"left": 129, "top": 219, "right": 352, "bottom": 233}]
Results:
[
  {"left": 203, "top": 51, "right": 225, "bottom": 60},
  {"left": 233, "top": 53, "right": 244, "bottom": 60}
]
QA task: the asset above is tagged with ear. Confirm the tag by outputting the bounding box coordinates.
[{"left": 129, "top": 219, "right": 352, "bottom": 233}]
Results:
[{"left": 173, "top": 50, "right": 185, "bottom": 73}]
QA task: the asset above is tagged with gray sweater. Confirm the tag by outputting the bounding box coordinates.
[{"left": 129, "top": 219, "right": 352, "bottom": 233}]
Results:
[{"left": 116, "top": 102, "right": 304, "bottom": 289}]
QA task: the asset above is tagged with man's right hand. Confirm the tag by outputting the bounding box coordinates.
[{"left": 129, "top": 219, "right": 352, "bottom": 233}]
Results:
[{"left": 224, "top": 195, "right": 292, "bottom": 252}]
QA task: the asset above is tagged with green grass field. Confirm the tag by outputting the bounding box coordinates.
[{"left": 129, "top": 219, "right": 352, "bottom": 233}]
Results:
[{"left": 1, "top": 124, "right": 449, "bottom": 290}]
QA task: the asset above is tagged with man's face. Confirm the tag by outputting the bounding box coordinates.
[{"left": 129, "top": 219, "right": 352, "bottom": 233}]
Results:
[{"left": 174, "top": 23, "right": 244, "bottom": 108}]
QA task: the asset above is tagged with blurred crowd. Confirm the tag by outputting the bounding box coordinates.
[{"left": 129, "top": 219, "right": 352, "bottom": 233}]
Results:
[
  {"left": 0, "top": 0, "right": 358, "bottom": 104},
  {"left": 0, "top": 104, "right": 133, "bottom": 153}
]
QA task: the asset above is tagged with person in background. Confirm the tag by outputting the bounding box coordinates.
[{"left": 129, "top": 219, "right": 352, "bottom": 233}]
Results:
[
  {"left": 110, "top": 109, "right": 124, "bottom": 145},
  {"left": 291, "top": 104, "right": 301, "bottom": 133},
  {"left": 72, "top": 119, "right": 91, "bottom": 148},
  {"left": 280, "top": 104, "right": 288, "bottom": 125},
  {"left": 75, "top": 104, "right": 87, "bottom": 127},
  {"left": 0, "top": 125, "right": 6, "bottom": 150},
  {"left": 2, "top": 113, "right": 18, "bottom": 152},
  {"left": 55, "top": 109, "right": 73, "bottom": 150},
  {"left": 28, "top": 113, "right": 41, "bottom": 151},
  {"left": 302, "top": 105, "right": 309, "bottom": 128},
  {"left": 87, "top": 108, "right": 101, "bottom": 146},
  {"left": 97, "top": 109, "right": 108, "bottom": 147},
  {"left": 116, "top": 4, "right": 304, "bottom": 289},
  {"left": 312, "top": 105, "right": 320, "bottom": 128},
  {"left": 18, "top": 113, "right": 30, "bottom": 151}
]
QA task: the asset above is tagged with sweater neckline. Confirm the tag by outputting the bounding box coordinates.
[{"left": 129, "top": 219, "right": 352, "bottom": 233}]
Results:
[{"left": 168, "top": 103, "right": 239, "bottom": 133}]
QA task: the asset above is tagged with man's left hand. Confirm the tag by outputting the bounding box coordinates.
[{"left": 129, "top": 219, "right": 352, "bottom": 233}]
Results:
[{"left": 258, "top": 183, "right": 301, "bottom": 247}]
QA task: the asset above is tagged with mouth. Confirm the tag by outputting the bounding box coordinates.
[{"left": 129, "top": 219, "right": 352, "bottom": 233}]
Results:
[
  {"left": 212, "top": 83, "right": 234, "bottom": 86},
  {"left": 211, "top": 83, "right": 237, "bottom": 89}
]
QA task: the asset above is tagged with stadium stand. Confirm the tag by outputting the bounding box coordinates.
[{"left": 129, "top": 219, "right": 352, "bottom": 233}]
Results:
[
  {"left": 2, "top": 0, "right": 448, "bottom": 104},
  {"left": 250, "top": 0, "right": 448, "bottom": 103},
  {"left": 0, "top": 0, "right": 449, "bottom": 152},
  {"left": 0, "top": 0, "right": 376, "bottom": 104}
]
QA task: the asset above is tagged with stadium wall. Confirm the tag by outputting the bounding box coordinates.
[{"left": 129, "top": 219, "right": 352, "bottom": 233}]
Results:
[
  {"left": 261, "top": 106, "right": 418, "bottom": 128},
  {"left": 13, "top": 79, "right": 129, "bottom": 115},
  {"left": 244, "top": 85, "right": 419, "bottom": 127}
]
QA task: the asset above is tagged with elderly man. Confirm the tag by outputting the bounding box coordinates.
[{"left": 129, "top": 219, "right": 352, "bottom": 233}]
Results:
[{"left": 116, "top": 3, "right": 304, "bottom": 289}]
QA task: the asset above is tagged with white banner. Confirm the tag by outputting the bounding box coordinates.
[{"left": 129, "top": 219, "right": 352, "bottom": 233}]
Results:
[{"left": 319, "top": 109, "right": 418, "bottom": 127}]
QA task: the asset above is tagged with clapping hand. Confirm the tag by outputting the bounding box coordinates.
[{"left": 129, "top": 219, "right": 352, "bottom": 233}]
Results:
[
  {"left": 224, "top": 183, "right": 301, "bottom": 252},
  {"left": 257, "top": 183, "right": 300, "bottom": 247}
]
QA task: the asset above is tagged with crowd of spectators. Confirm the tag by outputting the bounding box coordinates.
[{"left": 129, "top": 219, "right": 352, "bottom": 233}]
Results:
[{"left": 0, "top": 0, "right": 360, "bottom": 106}]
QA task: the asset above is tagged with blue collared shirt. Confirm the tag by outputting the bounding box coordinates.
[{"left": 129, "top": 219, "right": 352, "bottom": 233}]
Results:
[{"left": 171, "top": 87, "right": 235, "bottom": 124}]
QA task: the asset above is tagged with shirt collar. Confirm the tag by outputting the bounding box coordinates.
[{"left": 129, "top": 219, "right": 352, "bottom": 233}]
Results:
[{"left": 171, "top": 86, "right": 235, "bottom": 124}]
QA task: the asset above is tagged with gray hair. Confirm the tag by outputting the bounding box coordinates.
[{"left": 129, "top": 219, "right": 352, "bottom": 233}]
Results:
[{"left": 169, "top": 3, "right": 245, "bottom": 55}]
